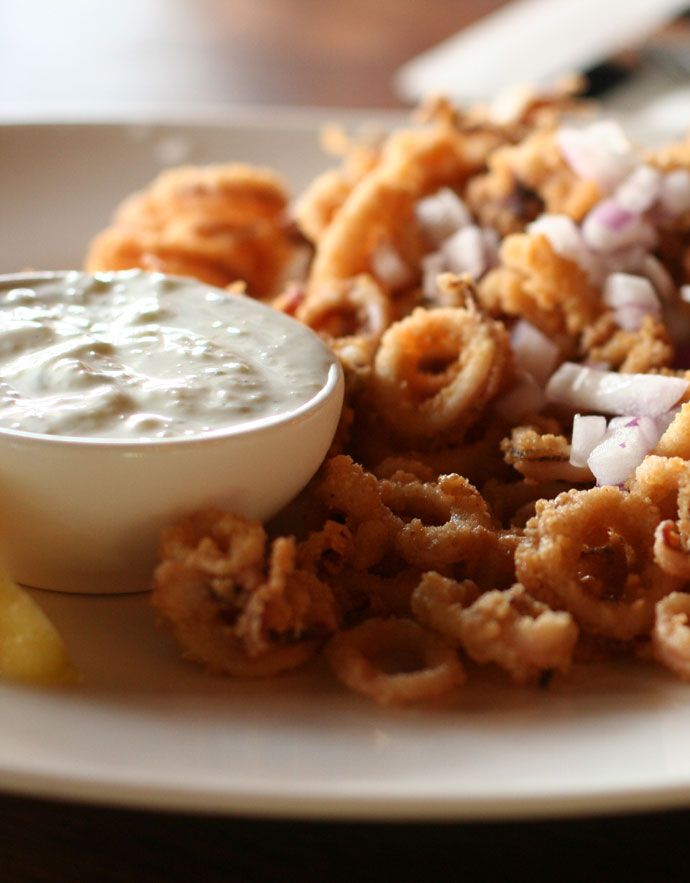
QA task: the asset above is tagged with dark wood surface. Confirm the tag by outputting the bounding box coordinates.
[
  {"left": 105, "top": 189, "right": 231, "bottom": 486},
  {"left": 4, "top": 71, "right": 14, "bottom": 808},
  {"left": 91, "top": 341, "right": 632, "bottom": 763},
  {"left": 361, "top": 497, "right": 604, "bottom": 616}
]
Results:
[
  {"left": 4, "top": 790, "right": 690, "bottom": 882},
  {"left": 4, "top": 1, "right": 690, "bottom": 879}
]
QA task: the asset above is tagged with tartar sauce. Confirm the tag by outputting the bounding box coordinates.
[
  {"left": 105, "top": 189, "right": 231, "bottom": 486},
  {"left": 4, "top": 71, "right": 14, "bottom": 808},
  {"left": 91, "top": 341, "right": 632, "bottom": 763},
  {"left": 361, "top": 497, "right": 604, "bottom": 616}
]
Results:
[{"left": 0, "top": 270, "right": 335, "bottom": 440}]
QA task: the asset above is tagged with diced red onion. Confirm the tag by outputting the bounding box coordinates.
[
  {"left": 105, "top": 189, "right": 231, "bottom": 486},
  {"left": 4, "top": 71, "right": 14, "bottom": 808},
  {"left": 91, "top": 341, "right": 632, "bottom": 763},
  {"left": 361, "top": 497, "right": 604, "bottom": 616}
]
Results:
[
  {"left": 640, "top": 254, "right": 676, "bottom": 303},
  {"left": 415, "top": 188, "right": 471, "bottom": 247},
  {"left": 614, "top": 164, "right": 661, "bottom": 214},
  {"left": 656, "top": 407, "right": 681, "bottom": 437},
  {"left": 546, "top": 362, "right": 688, "bottom": 417},
  {"left": 600, "top": 250, "right": 674, "bottom": 303},
  {"left": 582, "top": 199, "right": 657, "bottom": 253},
  {"left": 659, "top": 169, "right": 690, "bottom": 217},
  {"left": 606, "top": 414, "right": 661, "bottom": 448},
  {"left": 587, "top": 423, "right": 653, "bottom": 486},
  {"left": 371, "top": 242, "right": 412, "bottom": 291},
  {"left": 557, "top": 121, "right": 635, "bottom": 191},
  {"left": 603, "top": 272, "right": 661, "bottom": 330},
  {"left": 510, "top": 319, "right": 559, "bottom": 386},
  {"left": 495, "top": 371, "right": 547, "bottom": 423},
  {"left": 570, "top": 414, "right": 607, "bottom": 467},
  {"left": 421, "top": 251, "right": 446, "bottom": 299},
  {"left": 440, "top": 225, "right": 489, "bottom": 279}
]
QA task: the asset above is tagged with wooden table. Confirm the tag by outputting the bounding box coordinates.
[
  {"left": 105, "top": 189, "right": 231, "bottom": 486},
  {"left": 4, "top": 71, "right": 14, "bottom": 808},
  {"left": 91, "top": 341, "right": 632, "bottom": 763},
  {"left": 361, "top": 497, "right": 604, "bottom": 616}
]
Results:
[{"left": 3, "top": 1, "right": 690, "bottom": 879}]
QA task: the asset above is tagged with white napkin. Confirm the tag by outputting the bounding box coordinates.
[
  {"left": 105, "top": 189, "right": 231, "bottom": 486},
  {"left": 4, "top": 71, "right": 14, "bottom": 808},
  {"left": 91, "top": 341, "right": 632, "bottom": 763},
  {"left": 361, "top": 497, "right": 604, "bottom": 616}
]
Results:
[{"left": 394, "top": 0, "right": 688, "bottom": 104}]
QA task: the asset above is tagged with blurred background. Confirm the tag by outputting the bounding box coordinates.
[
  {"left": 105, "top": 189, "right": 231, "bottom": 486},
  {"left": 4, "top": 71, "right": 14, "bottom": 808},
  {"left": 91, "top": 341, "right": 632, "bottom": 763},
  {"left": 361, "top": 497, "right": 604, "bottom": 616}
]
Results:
[
  {"left": 2, "top": 0, "right": 688, "bottom": 117},
  {"left": 0, "top": 0, "right": 502, "bottom": 113}
]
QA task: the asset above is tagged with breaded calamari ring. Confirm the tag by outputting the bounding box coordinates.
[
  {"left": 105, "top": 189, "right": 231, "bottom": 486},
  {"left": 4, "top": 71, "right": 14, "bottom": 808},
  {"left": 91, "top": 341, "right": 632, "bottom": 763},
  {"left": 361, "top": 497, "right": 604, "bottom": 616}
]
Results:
[
  {"left": 152, "top": 509, "right": 337, "bottom": 673},
  {"left": 655, "top": 402, "right": 690, "bottom": 460},
  {"left": 317, "top": 455, "right": 401, "bottom": 569},
  {"left": 370, "top": 304, "right": 510, "bottom": 445},
  {"left": 629, "top": 455, "right": 690, "bottom": 578},
  {"left": 501, "top": 425, "right": 592, "bottom": 484},
  {"left": 325, "top": 617, "right": 465, "bottom": 704},
  {"left": 379, "top": 471, "right": 499, "bottom": 571},
  {"left": 652, "top": 592, "right": 690, "bottom": 681},
  {"left": 456, "top": 583, "right": 578, "bottom": 683},
  {"left": 85, "top": 163, "right": 296, "bottom": 297},
  {"left": 479, "top": 233, "right": 603, "bottom": 339},
  {"left": 296, "top": 274, "right": 391, "bottom": 342},
  {"left": 515, "top": 487, "right": 680, "bottom": 641},
  {"left": 411, "top": 573, "right": 578, "bottom": 683}
]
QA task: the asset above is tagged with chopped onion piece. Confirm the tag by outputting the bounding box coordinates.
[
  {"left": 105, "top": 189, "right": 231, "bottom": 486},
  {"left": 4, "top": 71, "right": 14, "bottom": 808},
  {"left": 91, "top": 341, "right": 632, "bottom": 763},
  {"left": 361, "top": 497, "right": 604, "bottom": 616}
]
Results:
[
  {"left": 603, "top": 272, "right": 661, "bottom": 330},
  {"left": 656, "top": 407, "right": 681, "bottom": 437},
  {"left": 415, "top": 188, "right": 472, "bottom": 246},
  {"left": 582, "top": 200, "right": 656, "bottom": 253},
  {"left": 587, "top": 423, "right": 652, "bottom": 486},
  {"left": 570, "top": 414, "right": 607, "bottom": 467},
  {"left": 681, "top": 285, "right": 690, "bottom": 304},
  {"left": 440, "top": 225, "right": 488, "bottom": 279},
  {"left": 510, "top": 319, "right": 559, "bottom": 386},
  {"left": 659, "top": 169, "right": 690, "bottom": 217},
  {"left": 421, "top": 251, "right": 446, "bottom": 299},
  {"left": 495, "top": 371, "right": 546, "bottom": 423},
  {"left": 371, "top": 242, "right": 411, "bottom": 291},
  {"left": 641, "top": 254, "right": 676, "bottom": 303},
  {"left": 614, "top": 164, "right": 661, "bottom": 214},
  {"left": 557, "top": 121, "right": 635, "bottom": 190},
  {"left": 604, "top": 273, "right": 659, "bottom": 310},
  {"left": 546, "top": 362, "right": 688, "bottom": 417},
  {"left": 606, "top": 414, "right": 661, "bottom": 448}
]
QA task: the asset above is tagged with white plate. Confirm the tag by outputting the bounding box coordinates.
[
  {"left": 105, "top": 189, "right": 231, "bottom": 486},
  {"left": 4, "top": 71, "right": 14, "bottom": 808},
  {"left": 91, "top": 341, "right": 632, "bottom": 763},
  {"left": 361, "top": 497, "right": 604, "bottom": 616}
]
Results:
[{"left": 3, "top": 116, "right": 690, "bottom": 821}]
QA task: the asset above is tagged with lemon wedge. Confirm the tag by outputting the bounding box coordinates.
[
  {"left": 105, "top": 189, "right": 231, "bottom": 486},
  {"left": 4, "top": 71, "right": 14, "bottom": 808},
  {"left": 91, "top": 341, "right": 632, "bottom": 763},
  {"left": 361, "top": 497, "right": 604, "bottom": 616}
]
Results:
[{"left": 0, "top": 567, "right": 79, "bottom": 686}]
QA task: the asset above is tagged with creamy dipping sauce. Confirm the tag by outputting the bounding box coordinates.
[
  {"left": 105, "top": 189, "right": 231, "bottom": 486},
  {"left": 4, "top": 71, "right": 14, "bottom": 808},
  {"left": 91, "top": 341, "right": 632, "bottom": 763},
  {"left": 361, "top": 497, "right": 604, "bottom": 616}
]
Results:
[{"left": 0, "top": 270, "right": 336, "bottom": 440}]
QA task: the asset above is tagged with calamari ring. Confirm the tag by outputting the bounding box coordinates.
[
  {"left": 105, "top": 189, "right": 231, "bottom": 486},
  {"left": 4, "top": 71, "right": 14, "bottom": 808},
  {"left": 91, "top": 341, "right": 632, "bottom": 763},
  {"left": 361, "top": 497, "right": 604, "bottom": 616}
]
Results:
[
  {"left": 371, "top": 305, "right": 510, "bottom": 444},
  {"left": 654, "top": 521, "right": 690, "bottom": 580},
  {"left": 85, "top": 163, "right": 296, "bottom": 297},
  {"left": 233, "top": 536, "right": 339, "bottom": 658},
  {"left": 516, "top": 486, "right": 679, "bottom": 641},
  {"left": 630, "top": 456, "right": 690, "bottom": 577},
  {"left": 159, "top": 509, "right": 266, "bottom": 581},
  {"left": 152, "top": 560, "right": 317, "bottom": 677},
  {"left": 457, "top": 583, "right": 578, "bottom": 683},
  {"left": 410, "top": 571, "right": 480, "bottom": 640},
  {"left": 333, "top": 566, "right": 422, "bottom": 618},
  {"left": 655, "top": 402, "right": 690, "bottom": 460},
  {"left": 296, "top": 274, "right": 391, "bottom": 343},
  {"left": 652, "top": 592, "right": 690, "bottom": 681},
  {"left": 411, "top": 574, "right": 577, "bottom": 683},
  {"left": 325, "top": 617, "right": 465, "bottom": 704},
  {"left": 629, "top": 455, "right": 690, "bottom": 519},
  {"left": 501, "top": 426, "right": 592, "bottom": 485},
  {"left": 153, "top": 509, "right": 337, "bottom": 671},
  {"left": 478, "top": 233, "right": 602, "bottom": 339},
  {"left": 317, "top": 455, "right": 401, "bottom": 569},
  {"left": 379, "top": 471, "right": 498, "bottom": 570}
]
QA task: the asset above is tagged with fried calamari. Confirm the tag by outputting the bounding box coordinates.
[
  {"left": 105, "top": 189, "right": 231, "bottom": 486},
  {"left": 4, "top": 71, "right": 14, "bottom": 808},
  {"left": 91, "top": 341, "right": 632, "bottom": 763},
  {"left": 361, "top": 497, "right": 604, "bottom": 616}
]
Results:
[
  {"left": 86, "top": 164, "right": 300, "bottom": 297},
  {"left": 76, "top": 87, "right": 690, "bottom": 702}
]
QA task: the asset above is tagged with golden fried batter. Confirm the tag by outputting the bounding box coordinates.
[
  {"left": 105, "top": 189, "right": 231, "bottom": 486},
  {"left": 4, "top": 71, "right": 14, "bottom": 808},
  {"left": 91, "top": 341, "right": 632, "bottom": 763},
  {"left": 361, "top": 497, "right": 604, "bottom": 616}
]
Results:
[
  {"left": 466, "top": 128, "right": 600, "bottom": 237},
  {"left": 86, "top": 163, "right": 298, "bottom": 297}
]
